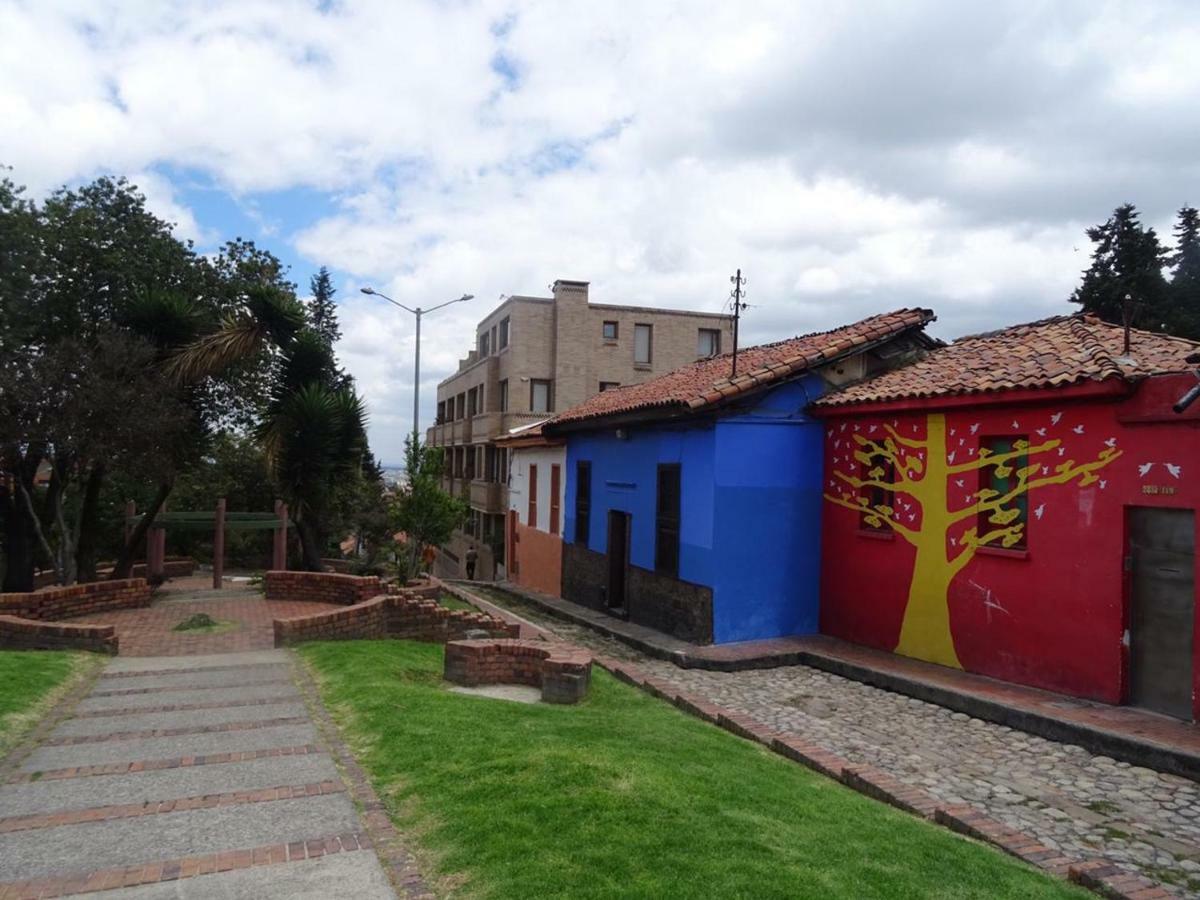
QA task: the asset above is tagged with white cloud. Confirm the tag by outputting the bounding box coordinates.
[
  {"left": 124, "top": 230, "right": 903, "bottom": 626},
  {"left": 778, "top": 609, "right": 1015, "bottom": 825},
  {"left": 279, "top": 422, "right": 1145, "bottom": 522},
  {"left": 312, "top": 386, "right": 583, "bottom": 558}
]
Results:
[{"left": 2, "top": 0, "right": 1197, "bottom": 461}]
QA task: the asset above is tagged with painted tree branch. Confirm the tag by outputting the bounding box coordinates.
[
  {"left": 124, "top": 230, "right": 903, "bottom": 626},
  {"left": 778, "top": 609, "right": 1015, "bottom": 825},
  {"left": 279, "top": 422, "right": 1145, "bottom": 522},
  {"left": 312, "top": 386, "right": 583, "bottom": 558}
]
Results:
[
  {"left": 948, "top": 523, "right": 1025, "bottom": 577},
  {"left": 947, "top": 437, "right": 1059, "bottom": 475},
  {"left": 852, "top": 436, "right": 916, "bottom": 487},
  {"left": 823, "top": 492, "right": 918, "bottom": 545},
  {"left": 882, "top": 424, "right": 927, "bottom": 450}
]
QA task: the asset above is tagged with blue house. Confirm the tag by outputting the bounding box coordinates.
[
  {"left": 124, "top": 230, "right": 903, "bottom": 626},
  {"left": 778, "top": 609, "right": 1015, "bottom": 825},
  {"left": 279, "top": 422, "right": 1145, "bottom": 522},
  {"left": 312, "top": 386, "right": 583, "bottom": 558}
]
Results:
[{"left": 543, "top": 309, "right": 936, "bottom": 644}]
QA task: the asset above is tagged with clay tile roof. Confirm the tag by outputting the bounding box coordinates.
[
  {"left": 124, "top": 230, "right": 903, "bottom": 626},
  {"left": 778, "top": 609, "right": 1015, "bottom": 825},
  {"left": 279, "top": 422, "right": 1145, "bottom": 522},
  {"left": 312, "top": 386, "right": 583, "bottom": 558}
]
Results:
[
  {"left": 547, "top": 308, "right": 935, "bottom": 428},
  {"left": 814, "top": 314, "right": 1200, "bottom": 408}
]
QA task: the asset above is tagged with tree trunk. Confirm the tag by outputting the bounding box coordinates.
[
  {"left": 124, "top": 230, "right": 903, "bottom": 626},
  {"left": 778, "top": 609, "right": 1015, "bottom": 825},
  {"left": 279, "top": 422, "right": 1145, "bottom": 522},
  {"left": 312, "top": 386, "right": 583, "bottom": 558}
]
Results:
[
  {"left": 111, "top": 480, "right": 171, "bottom": 579},
  {"left": 0, "top": 484, "right": 35, "bottom": 592},
  {"left": 894, "top": 545, "right": 961, "bottom": 668},
  {"left": 75, "top": 462, "right": 106, "bottom": 583},
  {"left": 295, "top": 517, "right": 325, "bottom": 572}
]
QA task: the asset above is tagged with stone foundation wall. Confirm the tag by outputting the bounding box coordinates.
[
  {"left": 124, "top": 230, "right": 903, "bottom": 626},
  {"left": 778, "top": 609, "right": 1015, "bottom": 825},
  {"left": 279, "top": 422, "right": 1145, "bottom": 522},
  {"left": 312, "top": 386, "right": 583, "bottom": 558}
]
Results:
[
  {"left": 264, "top": 571, "right": 382, "bottom": 606},
  {"left": 443, "top": 638, "right": 592, "bottom": 703},
  {"left": 0, "top": 615, "right": 118, "bottom": 654},
  {"left": 0, "top": 579, "right": 152, "bottom": 622}
]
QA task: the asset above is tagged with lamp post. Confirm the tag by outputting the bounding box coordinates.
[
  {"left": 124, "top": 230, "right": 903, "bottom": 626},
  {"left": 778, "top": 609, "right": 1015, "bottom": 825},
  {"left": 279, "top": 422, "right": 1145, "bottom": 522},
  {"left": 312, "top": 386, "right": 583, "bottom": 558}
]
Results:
[{"left": 360, "top": 287, "right": 474, "bottom": 444}]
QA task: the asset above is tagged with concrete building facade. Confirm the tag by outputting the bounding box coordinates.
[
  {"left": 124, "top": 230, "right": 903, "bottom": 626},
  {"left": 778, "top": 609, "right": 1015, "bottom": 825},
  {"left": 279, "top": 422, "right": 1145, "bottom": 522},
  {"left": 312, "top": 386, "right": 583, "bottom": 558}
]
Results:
[{"left": 428, "top": 278, "right": 732, "bottom": 580}]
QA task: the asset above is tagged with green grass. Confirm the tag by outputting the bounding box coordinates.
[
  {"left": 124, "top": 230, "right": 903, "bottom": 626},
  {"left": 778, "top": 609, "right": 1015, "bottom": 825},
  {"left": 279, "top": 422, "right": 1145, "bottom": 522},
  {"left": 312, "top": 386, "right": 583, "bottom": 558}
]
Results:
[
  {"left": 0, "top": 650, "right": 101, "bottom": 756},
  {"left": 437, "top": 592, "right": 477, "bottom": 612},
  {"left": 172, "top": 613, "right": 239, "bottom": 634},
  {"left": 300, "top": 640, "right": 1085, "bottom": 900}
]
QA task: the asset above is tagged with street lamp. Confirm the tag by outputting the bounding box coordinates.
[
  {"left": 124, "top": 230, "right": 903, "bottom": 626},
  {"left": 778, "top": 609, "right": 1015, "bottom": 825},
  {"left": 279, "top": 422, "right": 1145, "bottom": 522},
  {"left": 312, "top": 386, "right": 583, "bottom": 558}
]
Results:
[{"left": 361, "top": 287, "right": 474, "bottom": 444}]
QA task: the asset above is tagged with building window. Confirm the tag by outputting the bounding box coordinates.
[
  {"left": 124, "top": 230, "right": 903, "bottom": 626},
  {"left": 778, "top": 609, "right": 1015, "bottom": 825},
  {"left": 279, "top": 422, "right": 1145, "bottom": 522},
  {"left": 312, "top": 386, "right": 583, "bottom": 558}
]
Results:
[
  {"left": 599, "top": 381, "right": 620, "bottom": 392},
  {"left": 575, "top": 462, "right": 591, "bottom": 545},
  {"left": 467, "top": 387, "right": 477, "bottom": 417},
  {"left": 860, "top": 458, "right": 894, "bottom": 533},
  {"left": 456, "top": 393, "right": 465, "bottom": 419},
  {"left": 527, "top": 463, "right": 538, "bottom": 527},
  {"left": 634, "top": 324, "right": 653, "bottom": 365},
  {"left": 602, "top": 321, "right": 619, "bottom": 340},
  {"left": 499, "top": 379, "right": 509, "bottom": 412},
  {"left": 697, "top": 328, "right": 721, "bottom": 358},
  {"left": 495, "top": 447, "right": 507, "bottom": 484},
  {"left": 531, "top": 379, "right": 552, "bottom": 414},
  {"left": 655, "top": 464, "right": 681, "bottom": 576},
  {"left": 437, "top": 401, "right": 446, "bottom": 423},
  {"left": 550, "top": 464, "right": 561, "bottom": 536},
  {"left": 499, "top": 316, "right": 509, "bottom": 349},
  {"left": 980, "top": 436, "right": 1028, "bottom": 550},
  {"left": 490, "top": 325, "right": 498, "bottom": 354},
  {"left": 479, "top": 331, "right": 490, "bottom": 356}
]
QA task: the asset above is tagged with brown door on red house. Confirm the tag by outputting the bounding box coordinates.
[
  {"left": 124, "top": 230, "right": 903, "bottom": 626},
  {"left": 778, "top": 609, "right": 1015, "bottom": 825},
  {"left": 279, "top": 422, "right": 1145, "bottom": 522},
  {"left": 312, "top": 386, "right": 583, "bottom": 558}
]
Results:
[
  {"left": 507, "top": 509, "right": 519, "bottom": 577},
  {"left": 606, "top": 511, "right": 630, "bottom": 611},
  {"left": 1127, "top": 507, "right": 1195, "bottom": 720},
  {"left": 527, "top": 464, "right": 538, "bottom": 528}
]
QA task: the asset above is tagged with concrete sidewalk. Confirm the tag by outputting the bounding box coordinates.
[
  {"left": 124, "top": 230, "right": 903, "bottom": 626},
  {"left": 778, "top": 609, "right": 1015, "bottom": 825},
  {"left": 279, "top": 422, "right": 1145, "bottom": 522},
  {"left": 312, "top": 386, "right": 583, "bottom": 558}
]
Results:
[
  {"left": 0, "top": 650, "right": 408, "bottom": 898},
  {"left": 456, "top": 579, "right": 1200, "bottom": 782}
]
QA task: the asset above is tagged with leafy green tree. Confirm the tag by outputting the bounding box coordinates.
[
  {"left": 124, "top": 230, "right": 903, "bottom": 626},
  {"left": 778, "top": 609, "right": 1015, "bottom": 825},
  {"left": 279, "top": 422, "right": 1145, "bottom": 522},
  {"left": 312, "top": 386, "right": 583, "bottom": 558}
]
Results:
[
  {"left": 1167, "top": 206, "right": 1200, "bottom": 339},
  {"left": 1071, "top": 204, "right": 1168, "bottom": 330},
  {"left": 308, "top": 266, "right": 341, "bottom": 347},
  {"left": 391, "top": 437, "right": 467, "bottom": 575}
]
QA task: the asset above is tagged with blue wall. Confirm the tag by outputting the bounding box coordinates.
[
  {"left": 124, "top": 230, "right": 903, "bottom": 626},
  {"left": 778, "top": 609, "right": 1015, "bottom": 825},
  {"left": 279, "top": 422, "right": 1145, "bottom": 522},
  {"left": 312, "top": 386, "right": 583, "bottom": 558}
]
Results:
[{"left": 563, "top": 376, "right": 826, "bottom": 643}]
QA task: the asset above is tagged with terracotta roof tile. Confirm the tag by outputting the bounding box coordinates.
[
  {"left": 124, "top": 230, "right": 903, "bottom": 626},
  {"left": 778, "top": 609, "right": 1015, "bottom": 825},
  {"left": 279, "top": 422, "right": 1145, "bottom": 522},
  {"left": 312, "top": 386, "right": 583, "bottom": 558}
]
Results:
[
  {"left": 814, "top": 314, "right": 1200, "bottom": 408},
  {"left": 548, "top": 308, "right": 935, "bottom": 428}
]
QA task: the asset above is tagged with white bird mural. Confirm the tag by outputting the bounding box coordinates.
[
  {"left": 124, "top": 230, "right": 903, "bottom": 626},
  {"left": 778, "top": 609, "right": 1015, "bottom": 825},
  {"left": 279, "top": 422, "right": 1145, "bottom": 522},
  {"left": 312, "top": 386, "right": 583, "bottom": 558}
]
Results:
[
  {"left": 1058, "top": 447, "right": 1065, "bottom": 456},
  {"left": 1104, "top": 438, "right": 1116, "bottom": 448},
  {"left": 949, "top": 428, "right": 956, "bottom": 436},
  {"left": 1138, "top": 463, "right": 1154, "bottom": 477},
  {"left": 1034, "top": 504, "right": 1045, "bottom": 520},
  {"left": 969, "top": 423, "right": 980, "bottom": 434},
  {"left": 868, "top": 424, "right": 877, "bottom": 433},
  {"left": 1166, "top": 463, "right": 1182, "bottom": 479},
  {"left": 1099, "top": 480, "right": 1107, "bottom": 490},
  {"left": 955, "top": 479, "right": 964, "bottom": 488},
  {"left": 1050, "top": 412, "right": 1063, "bottom": 425},
  {"left": 947, "top": 450, "right": 957, "bottom": 463},
  {"left": 1036, "top": 428, "right": 1046, "bottom": 437},
  {"left": 1011, "top": 420, "right": 1019, "bottom": 429},
  {"left": 1073, "top": 425, "right": 1085, "bottom": 435}
]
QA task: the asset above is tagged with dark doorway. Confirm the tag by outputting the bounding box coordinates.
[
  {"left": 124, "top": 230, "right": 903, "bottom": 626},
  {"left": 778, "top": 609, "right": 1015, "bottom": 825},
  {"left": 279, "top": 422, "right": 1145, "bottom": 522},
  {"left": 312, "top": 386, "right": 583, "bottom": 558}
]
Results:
[
  {"left": 607, "top": 511, "right": 630, "bottom": 611},
  {"left": 1128, "top": 507, "right": 1195, "bottom": 720}
]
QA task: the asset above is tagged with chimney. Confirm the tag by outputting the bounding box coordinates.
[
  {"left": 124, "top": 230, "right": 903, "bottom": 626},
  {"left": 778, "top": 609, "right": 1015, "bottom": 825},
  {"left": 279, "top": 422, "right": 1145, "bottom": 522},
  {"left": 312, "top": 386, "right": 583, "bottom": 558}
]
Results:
[{"left": 552, "top": 279, "right": 589, "bottom": 306}]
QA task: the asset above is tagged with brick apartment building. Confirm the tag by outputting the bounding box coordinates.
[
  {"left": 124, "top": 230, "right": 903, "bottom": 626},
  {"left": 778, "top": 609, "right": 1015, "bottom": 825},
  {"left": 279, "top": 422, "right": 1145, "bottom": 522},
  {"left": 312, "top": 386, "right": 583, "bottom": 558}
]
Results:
[{"left": 428, "top": 278, "right": 733, "bottom": 580}]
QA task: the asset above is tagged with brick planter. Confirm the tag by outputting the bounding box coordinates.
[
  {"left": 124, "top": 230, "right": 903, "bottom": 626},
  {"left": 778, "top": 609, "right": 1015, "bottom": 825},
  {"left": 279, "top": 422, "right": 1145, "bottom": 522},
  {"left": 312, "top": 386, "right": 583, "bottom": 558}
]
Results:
[
  {"left": 0, "top": 615, "right": 118, "bottom": 654},
  {"left": 443, "top": 639, "right": 592, "bottom": 704},
  {"left": 0, "top": 579, "right": 150, "bottom": 653}
]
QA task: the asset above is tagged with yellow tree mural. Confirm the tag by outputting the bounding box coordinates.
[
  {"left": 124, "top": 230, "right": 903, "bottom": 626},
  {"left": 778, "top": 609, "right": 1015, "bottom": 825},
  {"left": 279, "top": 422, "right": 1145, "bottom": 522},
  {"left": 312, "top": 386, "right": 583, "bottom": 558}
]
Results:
[{"left": 824, "top": 412, "right": 1120, "bottom": 669}]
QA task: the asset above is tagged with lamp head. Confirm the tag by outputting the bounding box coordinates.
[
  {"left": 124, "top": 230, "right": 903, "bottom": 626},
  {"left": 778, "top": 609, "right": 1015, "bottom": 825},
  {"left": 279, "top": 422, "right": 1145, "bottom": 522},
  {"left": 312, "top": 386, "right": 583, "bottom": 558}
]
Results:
[{"left": 360, "top": 287, "right": 376, "bottom": 295}]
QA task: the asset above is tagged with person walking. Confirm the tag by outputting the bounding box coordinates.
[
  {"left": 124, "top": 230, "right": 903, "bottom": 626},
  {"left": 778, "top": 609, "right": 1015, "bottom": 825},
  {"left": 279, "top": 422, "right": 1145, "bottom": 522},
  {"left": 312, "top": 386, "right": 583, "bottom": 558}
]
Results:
[{"left": 465, "top": 543, "right": 478, "bottom": 580}]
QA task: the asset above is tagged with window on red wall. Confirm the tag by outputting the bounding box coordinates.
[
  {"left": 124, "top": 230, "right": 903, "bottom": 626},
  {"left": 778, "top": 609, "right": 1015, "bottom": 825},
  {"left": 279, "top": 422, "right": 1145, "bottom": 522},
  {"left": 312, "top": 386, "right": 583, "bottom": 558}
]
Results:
[
  {"left": 527, "top": 463, "right": 538, "bottom": 528},
  {"left": 979, "top": 436, "right": 1028, "bottom": 550},
  {"left": 860, "top": 456, "right": 895, "bottom": 532},
  {"left": 549, "top": 465, "right": 561, "bottom": 535}
]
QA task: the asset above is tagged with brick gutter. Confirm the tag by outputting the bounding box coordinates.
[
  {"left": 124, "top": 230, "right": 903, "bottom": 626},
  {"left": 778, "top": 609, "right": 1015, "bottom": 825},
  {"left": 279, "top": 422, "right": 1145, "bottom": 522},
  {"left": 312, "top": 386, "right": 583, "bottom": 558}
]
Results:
[{"left": 457, "top": 580, "right": 1200, "bottom": 783}]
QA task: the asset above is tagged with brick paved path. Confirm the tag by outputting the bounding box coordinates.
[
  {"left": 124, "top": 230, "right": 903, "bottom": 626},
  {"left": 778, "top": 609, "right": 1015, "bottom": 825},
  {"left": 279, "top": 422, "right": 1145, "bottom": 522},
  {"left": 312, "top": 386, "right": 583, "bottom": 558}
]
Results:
[
  {"left": 0, "top": 581, "right": 425, "bottom": 898},
  {"left": 470, "top": 588, "right": 1200, "bottom": 897}
]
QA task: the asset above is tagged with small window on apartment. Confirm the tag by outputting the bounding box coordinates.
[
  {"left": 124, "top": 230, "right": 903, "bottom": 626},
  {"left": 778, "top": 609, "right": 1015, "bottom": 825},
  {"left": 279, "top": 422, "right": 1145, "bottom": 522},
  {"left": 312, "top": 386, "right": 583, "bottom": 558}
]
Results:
[
  {"left": 490, "top": 325, "right": 498, "bottom": 354},
  {"left": 467, "top": 387, "right": 477, "bottom": 418},
  {"left": 602, "top": 321, "right": 619, "bottom": 341},
  {"left": 479, "top": 331, "right": 490, "bottom": 356},
  {"left": 697, "top": 328, "right": 721, "bottom": 358},
  {"left": 655, "top": 464, "right": 681, "bottom": 576},
  {"left": 979, "top": 436, "right": 1028, "bottom": 550},
  {"left": 437, "top": 401, "right": 446, "bottom": 424},
  {"left": 499, "top": 316, "right": 510, "bottom": 349},
  {"left": 499, "top": 379, "right": 509, "bottom": 412},
  {"left": 456, "top": 393, "right": 465, "bottom": 420},
  {"left": 860, "top": 457, "right": 895, "bottom": 533},
  {"left": 599, "top": 381, "right": 620, "bottom": 392},
  {"left": 530, "top": 379, "right": 552, "bottom": 414},
  {"left": 575, "top": 461, "right": 591, "bottom": 545},
  {"left": 634, "top": 324, "right": 653, "bottom": 365}
]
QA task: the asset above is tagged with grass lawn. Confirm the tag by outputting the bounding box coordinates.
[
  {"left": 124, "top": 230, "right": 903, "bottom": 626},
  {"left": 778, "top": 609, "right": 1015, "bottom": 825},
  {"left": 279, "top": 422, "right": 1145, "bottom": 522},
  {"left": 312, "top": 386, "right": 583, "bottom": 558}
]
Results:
[
  {"left": 437, "top": 592, "right": 476, "bottom": 612},
  {"left": 300, "top": 640, "right": 1085, "bottom": 900},
  {"left": 0, "top": 650, "right": 102, "bottom": 757}
]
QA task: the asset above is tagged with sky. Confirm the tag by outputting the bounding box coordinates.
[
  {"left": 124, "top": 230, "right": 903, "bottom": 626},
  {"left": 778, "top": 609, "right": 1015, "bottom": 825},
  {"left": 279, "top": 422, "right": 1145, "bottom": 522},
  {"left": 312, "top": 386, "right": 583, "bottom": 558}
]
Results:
[{"left": 3, "top": 1, "right": 1198, "bottom": 464}]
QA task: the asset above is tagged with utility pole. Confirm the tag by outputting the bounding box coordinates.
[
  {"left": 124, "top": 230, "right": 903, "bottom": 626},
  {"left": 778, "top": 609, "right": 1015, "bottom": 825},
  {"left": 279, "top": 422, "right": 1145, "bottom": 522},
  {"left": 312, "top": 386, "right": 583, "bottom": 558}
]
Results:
[{"left": 730, "top": 268, "right": 747, "bottom": 377}]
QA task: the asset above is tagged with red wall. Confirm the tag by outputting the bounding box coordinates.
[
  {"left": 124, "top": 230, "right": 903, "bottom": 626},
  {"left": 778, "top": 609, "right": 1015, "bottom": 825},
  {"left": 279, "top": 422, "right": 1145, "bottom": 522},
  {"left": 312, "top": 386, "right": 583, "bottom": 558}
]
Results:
[
  {"left": 818, "top": 375, "right": 1200, "bottom": 719},
  {"left": 509, "top": 520, "right": 564, "bottom": 598}
]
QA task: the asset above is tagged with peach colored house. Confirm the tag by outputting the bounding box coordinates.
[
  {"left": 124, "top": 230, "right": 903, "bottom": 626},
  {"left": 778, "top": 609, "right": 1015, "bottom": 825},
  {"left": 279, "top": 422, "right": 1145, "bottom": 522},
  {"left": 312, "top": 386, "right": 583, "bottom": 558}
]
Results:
[{"left": 498, "top": 422, "right": 566, "bottom": 598}]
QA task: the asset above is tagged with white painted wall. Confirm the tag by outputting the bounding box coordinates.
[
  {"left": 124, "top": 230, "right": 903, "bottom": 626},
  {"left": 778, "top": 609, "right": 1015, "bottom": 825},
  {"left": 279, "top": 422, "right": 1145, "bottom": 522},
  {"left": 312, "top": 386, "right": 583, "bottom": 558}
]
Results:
[{"left": 507, "top": 444, "right": 567, "bottom": 535}]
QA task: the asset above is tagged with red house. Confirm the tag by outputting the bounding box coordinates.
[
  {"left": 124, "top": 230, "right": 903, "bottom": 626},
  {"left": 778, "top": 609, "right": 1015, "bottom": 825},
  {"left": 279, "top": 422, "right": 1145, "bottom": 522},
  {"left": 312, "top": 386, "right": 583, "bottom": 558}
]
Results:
[{"left": 813, "top": 315, "right": 1200, "bottom": 721}]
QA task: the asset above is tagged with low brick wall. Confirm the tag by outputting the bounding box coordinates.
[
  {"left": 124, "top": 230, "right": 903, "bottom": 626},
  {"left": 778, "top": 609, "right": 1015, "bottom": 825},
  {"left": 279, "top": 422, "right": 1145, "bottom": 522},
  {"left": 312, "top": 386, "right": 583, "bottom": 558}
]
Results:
[
  {"left": 0, "top": 615, "right": 118, "bottom": 654},
  {"left": 269, "top": 572, "right": 515, "bottom": 648},
  {"left": 444, "top": 639, "right": 592, "bottom": 704},
  {"left": 264, "top": 571, "right": 382, "bottom": 606},
  {"left": 0, "top": 579, "right": 152, "bottom": 622},
  {"left": 273, "top": 595, "right": 388, "bottom": 646}
]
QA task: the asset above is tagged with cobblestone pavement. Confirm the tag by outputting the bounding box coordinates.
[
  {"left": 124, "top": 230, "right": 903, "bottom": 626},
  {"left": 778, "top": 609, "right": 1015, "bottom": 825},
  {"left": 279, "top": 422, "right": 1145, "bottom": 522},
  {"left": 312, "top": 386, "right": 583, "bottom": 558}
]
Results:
[{"left": 469, "top": 587, "right": 1200, "bottom": 897}]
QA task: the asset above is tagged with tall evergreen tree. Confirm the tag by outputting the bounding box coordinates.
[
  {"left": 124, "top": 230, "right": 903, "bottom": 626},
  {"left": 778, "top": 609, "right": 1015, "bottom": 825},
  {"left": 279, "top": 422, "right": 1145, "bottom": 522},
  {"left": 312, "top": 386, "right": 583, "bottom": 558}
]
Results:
[
  {"left": 308, "top": 266, "right": 341, "bottom": 347},
  {"left": 1070, "top": 204, "right": 1168, "bottom": 331},
  {"left": 1167, "top": 206, "right": 1200, "bottom": 339}
]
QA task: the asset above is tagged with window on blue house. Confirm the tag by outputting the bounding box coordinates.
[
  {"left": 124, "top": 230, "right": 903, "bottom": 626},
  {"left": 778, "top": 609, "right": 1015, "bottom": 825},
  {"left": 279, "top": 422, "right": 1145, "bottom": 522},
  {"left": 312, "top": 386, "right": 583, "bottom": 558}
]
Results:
[
  {"left": 575, "top": 462, "right": 591, "bottom": 545},
  {"left": 655, "top": 464, "right": 681, "bottom": 576}
]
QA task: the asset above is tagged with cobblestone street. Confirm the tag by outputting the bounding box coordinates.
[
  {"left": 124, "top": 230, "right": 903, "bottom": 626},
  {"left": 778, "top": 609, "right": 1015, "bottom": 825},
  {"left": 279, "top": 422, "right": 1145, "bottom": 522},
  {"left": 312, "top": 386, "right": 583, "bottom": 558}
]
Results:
[{"left": 470, "top": 587, "right": 1200, "bottom": 897}]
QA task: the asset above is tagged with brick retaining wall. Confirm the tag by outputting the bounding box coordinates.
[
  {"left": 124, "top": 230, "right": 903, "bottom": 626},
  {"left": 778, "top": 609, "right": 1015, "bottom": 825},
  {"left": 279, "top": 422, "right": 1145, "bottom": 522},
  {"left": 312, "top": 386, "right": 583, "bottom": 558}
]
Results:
[
  {"left": 443, "top": 639, "right": 592, "bottom": 703},
  {"left": 385, "top": 593, "right": 518, "bottom": 643},
  {"left": 0, "top": 615, "right": 118, "bottom": 654},
  {"left": 273, "top": 596, "right": 388, "bottom": 646},
  {"left": 263, "top": 571, "right": 382, "bottom": 606},
  {"left": 0, "top": 579, "right": 152, "bottom": 621}
]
